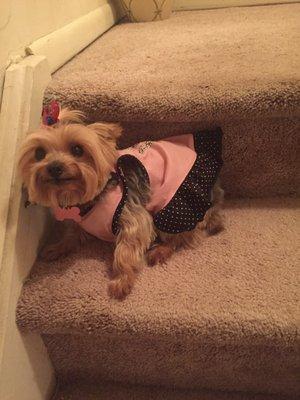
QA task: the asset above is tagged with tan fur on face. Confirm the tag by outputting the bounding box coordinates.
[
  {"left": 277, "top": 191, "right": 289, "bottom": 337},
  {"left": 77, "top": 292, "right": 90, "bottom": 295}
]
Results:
[{"left": 18, "top": 110, "right": 121, "bottom": 207}]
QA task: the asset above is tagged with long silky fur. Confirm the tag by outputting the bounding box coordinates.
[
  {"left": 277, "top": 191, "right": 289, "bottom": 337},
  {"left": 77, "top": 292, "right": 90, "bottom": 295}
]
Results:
[{"left": 109, "top": 168, "right": 155, "bottom": 299}]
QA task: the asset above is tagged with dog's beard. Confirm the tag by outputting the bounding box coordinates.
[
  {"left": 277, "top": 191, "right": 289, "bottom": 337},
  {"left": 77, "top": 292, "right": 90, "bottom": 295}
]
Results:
[{"left": 28, "top": 163, "right": 102, "bottom": 208}]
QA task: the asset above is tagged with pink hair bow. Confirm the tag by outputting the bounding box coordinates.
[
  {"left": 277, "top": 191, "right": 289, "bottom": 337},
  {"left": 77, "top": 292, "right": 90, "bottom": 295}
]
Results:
[{"left": 42, "top": 100, "right": 60, "bottom": 126}]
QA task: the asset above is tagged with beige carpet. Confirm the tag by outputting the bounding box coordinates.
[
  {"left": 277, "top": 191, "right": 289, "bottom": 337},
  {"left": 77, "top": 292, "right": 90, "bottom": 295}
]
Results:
[
  {"left": 17, "top": 199, "right": 300, "bottom": 396},
  {"left": 53, "top": 381, "right": 295, "bottom": 400},
  {"left": 45, "top": 4, "right": 300, "bottom": 198}
]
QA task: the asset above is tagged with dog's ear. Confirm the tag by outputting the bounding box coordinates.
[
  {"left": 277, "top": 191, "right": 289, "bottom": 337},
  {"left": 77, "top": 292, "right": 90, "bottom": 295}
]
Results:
[
  {"left": 58, "top": 108, "right": 85, "bottom": 124},
  {"left": 88, "top": 122, "right": 122, "bottom": 142}
]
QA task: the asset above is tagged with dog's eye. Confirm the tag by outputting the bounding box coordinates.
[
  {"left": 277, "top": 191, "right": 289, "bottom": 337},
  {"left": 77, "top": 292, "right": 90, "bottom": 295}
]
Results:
[
  {"left": 71, "top": 144, "right": 84, "bottom": 157},
  {"left": 35, "top": 147, "right": 46, "bottom": 161}
]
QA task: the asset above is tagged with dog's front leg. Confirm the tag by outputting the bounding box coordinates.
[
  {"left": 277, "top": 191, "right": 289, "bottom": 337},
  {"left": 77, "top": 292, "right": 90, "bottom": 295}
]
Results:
[
  {"left": 108, "top": 202, "right": 155, "bottom": 300},
  {"left": 40, "top": 220, "right": 85, "bottom": 261},
  {"left": 202, "top": 180, "right": 225, "bottom": 235}
]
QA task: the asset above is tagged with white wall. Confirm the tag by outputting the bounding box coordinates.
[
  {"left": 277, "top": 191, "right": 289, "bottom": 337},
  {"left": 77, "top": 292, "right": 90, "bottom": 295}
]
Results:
[
  {"left": 0, "top": 0, "right": 107, "bottom": 103},
  {"left": 0, "top": 2, "right": 113, "bottom": 400}
]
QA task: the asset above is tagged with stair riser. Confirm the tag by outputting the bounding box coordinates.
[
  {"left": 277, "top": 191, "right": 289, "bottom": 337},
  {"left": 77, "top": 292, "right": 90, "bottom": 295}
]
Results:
[
  {"left": 43, "top": 334, "right": 299, "bottom": 396},
  {"left": 118, "top": 117, "right": 299, "bottom": 198},
  {"left": 43, "top": 96, "right": 300, "bottom": 198}
]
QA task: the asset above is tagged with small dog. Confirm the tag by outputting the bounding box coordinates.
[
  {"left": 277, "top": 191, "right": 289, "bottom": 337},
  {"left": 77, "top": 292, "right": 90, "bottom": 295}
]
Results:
[{"left": 18, "top": 104, "right": 224, "bottom": 299}]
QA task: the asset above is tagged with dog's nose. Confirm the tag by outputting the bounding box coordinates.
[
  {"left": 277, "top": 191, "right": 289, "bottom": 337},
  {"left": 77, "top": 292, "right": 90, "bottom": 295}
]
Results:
[{"left": 47, "top": 161, "right": 64, "bottom": 178}]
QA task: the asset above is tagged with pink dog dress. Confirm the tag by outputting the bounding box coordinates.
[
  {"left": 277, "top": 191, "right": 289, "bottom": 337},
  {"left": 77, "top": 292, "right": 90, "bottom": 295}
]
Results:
[{"left": 54, "top": 128, "right": 223, "bottom": 242}]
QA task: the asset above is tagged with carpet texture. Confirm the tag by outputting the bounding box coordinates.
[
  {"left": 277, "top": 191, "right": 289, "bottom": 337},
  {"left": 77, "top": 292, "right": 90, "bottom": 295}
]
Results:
[
  {"left": 17, "top": 198, "right": 300, "bottom": 396},
  {"left": 45, "top": 4, "right": 300, "bottom": 198},
  {"left": 53, "top": 381, "right": 296, "bottom": 400}
]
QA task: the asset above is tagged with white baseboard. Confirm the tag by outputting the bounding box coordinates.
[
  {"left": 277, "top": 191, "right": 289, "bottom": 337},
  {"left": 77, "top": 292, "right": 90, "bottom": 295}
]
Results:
[
  {"left": 26, "top": 2, "right": 119, "bottom": 73},
  {"left": 0, "top": 55, "right": 54, "bottom": 400}
]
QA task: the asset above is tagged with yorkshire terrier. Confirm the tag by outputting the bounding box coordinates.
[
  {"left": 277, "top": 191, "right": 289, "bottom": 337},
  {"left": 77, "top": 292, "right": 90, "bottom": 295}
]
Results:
[{"left": 18, "top": 102, "right": 224, "bottom": 299}]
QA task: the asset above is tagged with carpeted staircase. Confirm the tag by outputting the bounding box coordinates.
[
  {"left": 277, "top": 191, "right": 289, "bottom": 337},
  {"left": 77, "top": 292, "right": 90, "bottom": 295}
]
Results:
[{"left": 17, "top": 4, "right": 300, "bottom": 400}]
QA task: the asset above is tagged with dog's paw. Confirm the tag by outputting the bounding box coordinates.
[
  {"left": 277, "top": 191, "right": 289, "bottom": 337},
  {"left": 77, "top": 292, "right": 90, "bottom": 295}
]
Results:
[
  {"left": 205, "top": 213, "right": 224, "bottom": 236},
  {"left": 108, "top": 274, "right": 134, "bottom": 300},
  {"left": 40, "top": 243, "right": 69, "bottom": 261},
  {"left": 146, "top": 245, "right": 173, "bottom": 267}
]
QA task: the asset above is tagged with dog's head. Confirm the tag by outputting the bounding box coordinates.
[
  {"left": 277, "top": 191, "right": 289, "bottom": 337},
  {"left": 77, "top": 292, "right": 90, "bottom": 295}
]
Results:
[{"left": 18, "top": 108, "right": 122, "bottom": 208}]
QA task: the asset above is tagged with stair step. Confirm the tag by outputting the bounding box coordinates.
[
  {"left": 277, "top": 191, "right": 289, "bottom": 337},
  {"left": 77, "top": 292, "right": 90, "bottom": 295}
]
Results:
[
  {"left": 46, "top": 4, "right": 300, "bottom": 125},
  {"left": 45, "top": 4, "right": 300, "bottom": 198},
  {"left": 53, "top": 381, "right": 295, "bottom": 400},
  {"left": 17, "top": 198, "right": 300, "bottom": 396}
]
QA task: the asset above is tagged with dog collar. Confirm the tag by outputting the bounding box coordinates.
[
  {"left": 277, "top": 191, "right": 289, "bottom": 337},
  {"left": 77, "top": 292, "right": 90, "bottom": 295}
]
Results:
[
  {"left": 53, "top": 194, "right": 102, "bottom": 222},
  {"left": 52, "top": 172, "right": 120, "bottom": 223},
  {"left": 25, "top": 172, "right": 120, "bottom": 223}
]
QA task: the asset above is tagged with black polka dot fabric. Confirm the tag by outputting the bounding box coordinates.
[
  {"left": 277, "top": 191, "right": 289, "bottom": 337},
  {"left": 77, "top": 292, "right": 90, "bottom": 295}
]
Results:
[
  {"left": 112, "top": 128, "right": 223, "bottom": 235},
  {"left": 154, "top": 128, "right": 223, "bottom": 233}
]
